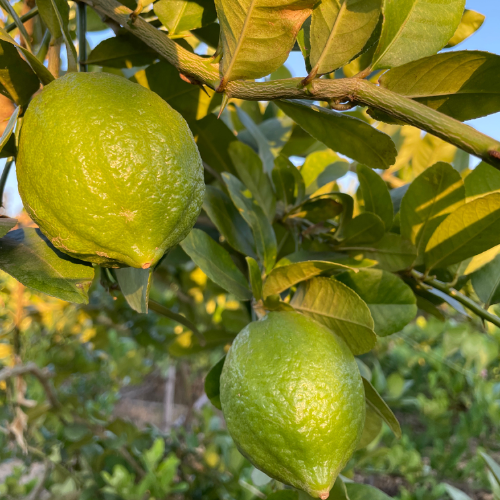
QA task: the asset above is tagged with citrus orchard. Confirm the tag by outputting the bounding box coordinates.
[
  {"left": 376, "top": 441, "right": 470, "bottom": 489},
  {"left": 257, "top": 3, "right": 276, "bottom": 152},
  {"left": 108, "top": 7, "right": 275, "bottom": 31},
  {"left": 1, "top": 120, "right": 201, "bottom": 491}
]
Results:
[
  {"left": 17, "top": 72, "right": 204, "bottom": 269},
  {"left": 220, "top": 311, "right": 365, "bottom": 499}
]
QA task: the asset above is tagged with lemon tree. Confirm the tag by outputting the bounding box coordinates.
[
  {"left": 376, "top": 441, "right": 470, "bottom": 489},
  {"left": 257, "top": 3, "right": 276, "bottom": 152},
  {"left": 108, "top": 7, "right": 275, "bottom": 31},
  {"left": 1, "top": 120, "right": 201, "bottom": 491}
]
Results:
[{"left": 1, "top": 0, "right": 500, "bottom": 498}]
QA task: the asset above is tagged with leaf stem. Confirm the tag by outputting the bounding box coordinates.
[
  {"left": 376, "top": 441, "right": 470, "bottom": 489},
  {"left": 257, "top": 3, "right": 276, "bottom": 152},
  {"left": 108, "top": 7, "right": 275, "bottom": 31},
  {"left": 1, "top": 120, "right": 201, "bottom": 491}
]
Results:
[
  {"left": 4, "top": 6, "right": 38, "bottom": 33},
  {"left": 0, "top": 0, "right": 33, "bottom": 51},
  {"left": 77, "top": 2, "right": 87, "bottom": 72},
  {"left": 82, "top": 0, "right": 500, "bottom": 170},
  {"left": 411, "top": 270, "right": 500, "bottom": 328}
]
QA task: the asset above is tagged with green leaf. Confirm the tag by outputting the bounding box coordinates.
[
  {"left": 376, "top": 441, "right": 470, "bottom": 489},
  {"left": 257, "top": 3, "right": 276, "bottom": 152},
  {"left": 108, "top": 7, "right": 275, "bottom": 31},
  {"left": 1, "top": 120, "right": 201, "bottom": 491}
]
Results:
[
  {"left": 276, "top": 100, "right": 397, "bottom": 170},
  {"left": 289, "top": 197, "right": 343, "bottom": 224},
  {"left": 223, "top": 173, "right": 277, "bottom": 273},
  {"left": 273, "top": 155, "right": 305, "bottom": 207},
  {"left": 277, "top": 250, "right": 376, "bottom": 268},
  {"left": 400, "top": 162, "right": 465, "bottom": 259},
  {"left": 0, "top": 28, "right": 54, "bottom": 85},
  {"left": 0, "top": 218, "right": 16, "bottom": 238},
  {"left": 0, "top": 106, "right": 19, "bottom": 155},
  {"left": 481, "top": 452, "right": 500, "bottom": 485},
  {"left": 215, "top": 0, "right": 316, "bottom": 87},
  {"left": 0, "top": 228, "right": 94, "bottom": 304},
  {"left": 301, "top": 150, "right": 349, "bottom": 195},
  {"left": 443, "top": 485, "right": 473, "bottom": 500},
  {"left": 203, "top": 185, "right": 256, "bottom": 257},
  {"left": 154, "top": 0, "right": 216, "bottom": 35},
  {"left": 424, "top": 193, "right": 500, "bottom": 271},
  {"left": 266, "top": 492, "right": 298, "bottom": 500},
  {"left": 297, "top": 17, "right": 312, "bottom": 73},
  {"left": 356, "top": 404, "right": 383, "bottom": 449},
  {"left": 0, "top": 40, "right": 39, "bottom": 105},
  {"left": 192, "top": 23, "right": 220, "bottom": 48},
  {"left": 337, "top": 269, "right": 417, "bottom": 336},
  {"left": 189, "top": 114, "right": 238, "bottom": 175},
  {"left": 37, "top": 0, "right": 78, "bottom": 72},
  {"left": 362, "top": 376, "right": 401, "bottom": 438},
  {"left": 372, "top": 0, "right": 465, "bottom": 70},
  {"left": 329, "top": 477, "right": 350, "bottom": 500},
  {"left": 263, "top": 260, "right": 354, "bottom": 298},
  {"left": 471, "top": 255, "right": 500, "bottom": 307},
  {"left": 205, "top": 356, "right": 225, "bottom": 410},
  {"left": 346, "top": 483, "right": 392, "bottom": 500},
  {"left": 350, "top": 233, "right": 417, "bottom": 272},
  {"left": 446, "top": 9, "right": 485, "bottom": 48},
  {"left": 180, "top": 228, "right": 252, "bottom": 300},
  {"left": 115, "top": 267, "right": 153, "bottom": 313},
  {"left": 228, "top": 141, "right": 276, "bottom": 221},
  {"left": 87, "top": 34, "right": 157, "bottom": 68},
  {"left": 290, "top": 277, "right": 377, "bottom": 355},
  {"left": 145, "top": 61, "right": 220, "bottom": 121},
  {"left": 309, "top": 0, "right": 381, "bottom": 77},
  {"left": 357, "top": 164, "right": 393, "bottom": 230},
  {"left": 246, "top": 256, "right": 262, "bottom": 301},
  {"left": 464, "top": 161, "right": 500, "bottom": 202},
  {"left": 379, "top": 51, "right": 500, "bottom": 121},
  {"left": 338, "top": 212, "right": 385, "bottom": 246},
  {"left": 234, "top": 107, "right": 275, "bottom": 175}
]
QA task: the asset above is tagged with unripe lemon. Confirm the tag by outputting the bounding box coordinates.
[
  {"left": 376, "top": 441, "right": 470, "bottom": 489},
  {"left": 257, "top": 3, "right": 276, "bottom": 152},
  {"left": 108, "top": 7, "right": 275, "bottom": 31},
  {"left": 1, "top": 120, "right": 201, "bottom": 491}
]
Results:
[
  {"left": 17, "top": 72, "right": 204, "bottom": 269},
  {"left": 220, "top": 311, "right": 365, "bottom": 499}
]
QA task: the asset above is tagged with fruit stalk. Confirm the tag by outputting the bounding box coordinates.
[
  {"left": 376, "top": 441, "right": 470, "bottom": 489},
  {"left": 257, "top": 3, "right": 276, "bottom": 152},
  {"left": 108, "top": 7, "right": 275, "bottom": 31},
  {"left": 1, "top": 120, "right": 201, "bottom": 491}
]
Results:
[{"left": 83, "top": 0, "right": 500, "bottom": 169}]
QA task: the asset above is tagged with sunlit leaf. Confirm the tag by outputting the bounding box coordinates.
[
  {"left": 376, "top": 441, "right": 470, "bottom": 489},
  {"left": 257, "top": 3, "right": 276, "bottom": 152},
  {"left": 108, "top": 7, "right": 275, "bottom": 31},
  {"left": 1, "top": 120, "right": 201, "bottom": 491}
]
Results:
[
  {"left": 464, "top": 161, "right": 500, "bottom": 202},
  {"left": 301, "top": 150, "right": 349, "bottom": 195},
  {"left": 446, "top": 9, "right": 485, "bottom": 48},
  {"left": 154, "top": 0, "right": 217, "bottom": 35}
]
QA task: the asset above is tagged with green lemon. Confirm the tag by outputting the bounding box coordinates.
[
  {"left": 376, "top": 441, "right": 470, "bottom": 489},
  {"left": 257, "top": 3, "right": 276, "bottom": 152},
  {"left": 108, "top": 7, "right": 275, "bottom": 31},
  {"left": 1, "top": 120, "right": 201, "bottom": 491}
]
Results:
[
  {"left": 17, "top": 72, "right": 204, "bottom": 269},
  {"left": 220, "top": 311, "right": 365, "bottom": 499}
]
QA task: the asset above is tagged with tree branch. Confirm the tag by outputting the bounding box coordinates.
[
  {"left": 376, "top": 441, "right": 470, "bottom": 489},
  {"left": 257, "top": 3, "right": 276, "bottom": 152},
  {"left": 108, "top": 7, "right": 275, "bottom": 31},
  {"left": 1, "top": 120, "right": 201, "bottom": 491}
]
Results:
[
  {"left": 0, "top": 363, "right": 60, "bottom": 409},
  {"left": 411, "top": 270, "right": 500, "bottom": 328},
  {"left": 82, "top": 0, "right": 500, "bottom": 170}
]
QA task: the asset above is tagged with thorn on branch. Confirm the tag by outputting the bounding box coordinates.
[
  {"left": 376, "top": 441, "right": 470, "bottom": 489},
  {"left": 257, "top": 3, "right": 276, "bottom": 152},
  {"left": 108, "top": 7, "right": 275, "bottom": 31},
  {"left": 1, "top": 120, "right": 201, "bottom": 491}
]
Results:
[{"left": 218, "top": 93, "right": 230, "bottom": 118}]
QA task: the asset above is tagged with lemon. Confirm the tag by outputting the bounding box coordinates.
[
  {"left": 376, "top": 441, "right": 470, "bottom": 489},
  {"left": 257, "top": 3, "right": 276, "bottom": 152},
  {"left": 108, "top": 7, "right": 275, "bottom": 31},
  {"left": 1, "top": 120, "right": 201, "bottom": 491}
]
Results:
[
  {"left": 220, "top": 311, "right": 365, "bottom": 499},
  {"left": 17, "top": 72, "right": 204, "bottom": 269}
]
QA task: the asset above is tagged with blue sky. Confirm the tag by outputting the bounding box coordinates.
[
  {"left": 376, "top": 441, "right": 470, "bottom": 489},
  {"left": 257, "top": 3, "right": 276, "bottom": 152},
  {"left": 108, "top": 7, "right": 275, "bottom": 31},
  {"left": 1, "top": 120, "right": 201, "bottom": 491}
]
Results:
[{"left": 2, "top": 0, "right": 499, "bottom": 215}]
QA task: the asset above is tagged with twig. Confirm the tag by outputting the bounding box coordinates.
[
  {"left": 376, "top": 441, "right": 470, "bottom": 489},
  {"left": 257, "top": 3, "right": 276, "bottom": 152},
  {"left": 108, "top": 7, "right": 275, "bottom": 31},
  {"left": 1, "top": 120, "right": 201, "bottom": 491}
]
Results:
[
  {"left": 80, "top": 0, "right": 500, "bottom": 169},
  {"left": 0, "top": 363, "right": 60, "bottom": 409},
  {"left": 119, "top": 446, "right": 146, "bottom": 479},
  {"left": 411, "top": 270, "right": 500, "bottom": 328},
  {"left": 26, "top": 461, "right": 52, "bottom": 500},
  {"left": 5, "top": 6, "right": 38, "bottom": 32}
]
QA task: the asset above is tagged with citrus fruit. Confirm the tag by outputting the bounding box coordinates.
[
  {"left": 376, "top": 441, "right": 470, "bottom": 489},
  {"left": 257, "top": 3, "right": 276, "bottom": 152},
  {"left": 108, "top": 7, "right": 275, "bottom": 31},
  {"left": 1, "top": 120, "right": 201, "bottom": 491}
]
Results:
[
  {"left": 17, "top": 72, "right": 204, "bottom": 269},
  {"left": 220, "top": 311, "right": 365, "bottom": 499}
]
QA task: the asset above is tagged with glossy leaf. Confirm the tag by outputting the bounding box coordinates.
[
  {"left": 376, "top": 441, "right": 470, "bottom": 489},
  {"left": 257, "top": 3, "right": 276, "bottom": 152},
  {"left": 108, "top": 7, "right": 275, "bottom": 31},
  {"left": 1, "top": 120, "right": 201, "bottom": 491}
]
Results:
[
  {"left": 276, "top": 100, "right": 397, "bottom": 170},
  {"left": 234, "top": 107, "right": 275, "bottom": 175},
  {"left": 424, "top": 193, "right": 500, "bottom": 271},
  {"left": 154, "top": 0, "right": 217, "bottom": 34},
  {"left": 372, "top": 0, "right": 465, "bottom": 70},
  {"left": 290, "top": 277, "right": 377, "bottom": 355},
  {"left": 203, "top": 186, "right": 256, "bottom": 257},
  {"left": 346, "top": 483, "right": 392, "bottom": 500},
  {"left": 0, "top": 40, "right": 39, "bottom": 105},
  {"left": 205, "top": 356, "right": 225, "bottom": 410},
  {"left": 263, "top": 260, "right": 353, "bottom": 298},
  {"left": 0, "top": 106, "right": 19, "bottom": 155},
  {"left": 379, "top": 51, "right": 500, "bottom": 121},
  {"left": 189, "top": 114, "right": 238, "bottom": 175},
  {"left": 0, "top": 218, "right": 16, "bottom": 238},
  {"left": 351, "top": 233, "right": 417, "bottom": 272},
  {"left": 115, "top": 267, "right": 153, "bottom": 313},
  {"left": 443, "top": 485, "right": 473, "bottom": 500},
  {"left": 446, "top": 9, "right": 485, "bottom": 48},
  {"left": 357, "top": 164, "right": 393, "bottom": 230},
  {"left": 87, "top": 34, "right": 157, "bottom": 68},
  {"left": 289, "top": 197, "right": 343, "bottom": 223},
  {"left": 337, "top": 269, "right": 417, "bottom": 336},
  {"left": 0, "top": 29, "right": 54, "bottom": 85},
  {"left": 301, "top": 150, "right": 349, "bottom": 195},
  {"left": 309, "top": 0, "right": 381, "bottom": 76},
  {"left": 0, "top": 228, "right": 94, "bottom": 304},
  {"left": 246, "top": 256, "right": 263, "bottom": 301},
  {"left": 180, "top": 228, "right": 252, "bottom": 300},
  {"left": 276, "top": 250, "right": 376, "bottom": 268},
  {"left": 215, "top": 0, "right": 316, "bottom": 87},
  {"left": 339, "top": 212, "right": 385, "bottom": 246},
  {"left": 37, "top": 0, "right": 78, "bottom": 72},
  {"left": 464, "top": 161, "right": 500, "bottom": 202},
  {"left": 223, "top": 173, "right": 277, "bottom": 273},
  {"left": 273, "top": 155, "right": 305, "bottom": 207},
  {"left": 228, "top": 141, "right": 276, "bottom": 221},
  {"left": 471, "top": 255, "right": 500, "bottom": 307},
  {"left": 362, "top": 376, "right": 401, "bottom": 438},
  {"left": 400, "top": 162, "right": 465, "bottom": 258}
]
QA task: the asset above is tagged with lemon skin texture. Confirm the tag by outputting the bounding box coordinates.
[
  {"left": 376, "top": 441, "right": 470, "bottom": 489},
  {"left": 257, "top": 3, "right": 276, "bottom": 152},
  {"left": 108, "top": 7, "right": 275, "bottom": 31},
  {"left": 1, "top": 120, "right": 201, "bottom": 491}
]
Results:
[
  {"left": 220, "top": 311, "right": 365, "bottom": 499},
  {"left": 17, "top": 72, "right": 204, "bottom": 269}
]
